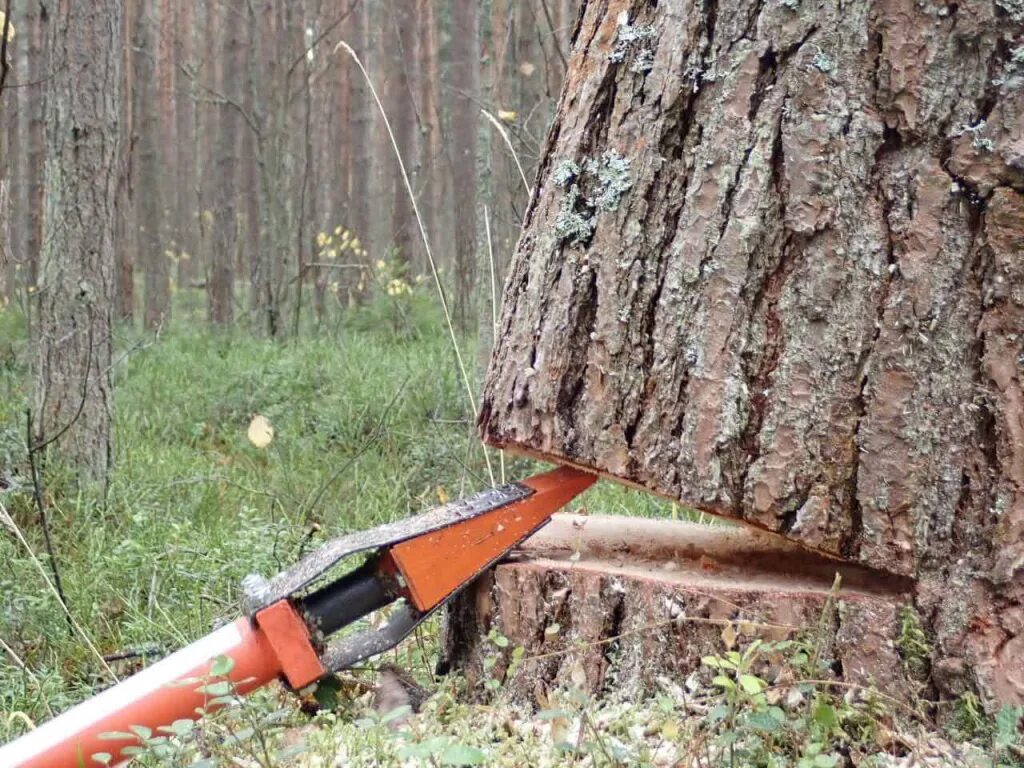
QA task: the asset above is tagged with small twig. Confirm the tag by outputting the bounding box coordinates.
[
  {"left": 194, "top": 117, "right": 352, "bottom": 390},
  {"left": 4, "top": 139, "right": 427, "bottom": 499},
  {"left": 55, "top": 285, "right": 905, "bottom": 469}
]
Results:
[
  {"left": 102, "top": 645, "right": 165, "bottom": 664},
  {"left": 537, "top": 0, "right": 569, "bottom": 69},
  {"left": 26, "top": 409, "right": 71, "bottom": 631},
  {"left": 285, "top": 0, "right": 359, "bottom": 81}
]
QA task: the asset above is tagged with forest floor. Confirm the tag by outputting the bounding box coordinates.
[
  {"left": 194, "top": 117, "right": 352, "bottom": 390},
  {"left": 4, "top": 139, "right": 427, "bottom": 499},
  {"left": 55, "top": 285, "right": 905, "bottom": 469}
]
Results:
[{"left": 0, "top": 297, "right": 1020, "bottom": 767}]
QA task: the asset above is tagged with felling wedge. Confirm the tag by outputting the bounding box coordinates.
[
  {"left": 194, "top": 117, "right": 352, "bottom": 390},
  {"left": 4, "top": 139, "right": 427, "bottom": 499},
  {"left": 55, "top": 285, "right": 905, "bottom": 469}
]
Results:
[{"left": 0, "top": 466, "right": 596, "bottom": 768}]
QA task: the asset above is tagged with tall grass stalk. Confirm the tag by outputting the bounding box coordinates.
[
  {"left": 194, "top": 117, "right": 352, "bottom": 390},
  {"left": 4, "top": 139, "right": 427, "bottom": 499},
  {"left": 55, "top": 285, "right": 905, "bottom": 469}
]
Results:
[{"left": 334, "top": 40, "right": 495, "bottom": 486}]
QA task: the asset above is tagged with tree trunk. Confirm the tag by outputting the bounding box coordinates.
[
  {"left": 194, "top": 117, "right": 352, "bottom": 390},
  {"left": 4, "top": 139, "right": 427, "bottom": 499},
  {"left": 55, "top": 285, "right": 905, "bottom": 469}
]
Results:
[
  {"left": 346, "top": 0, "right": 370, "bottom": 278},
  {"left": 416, "top": 0, "right": 443, "bottom": 269},
  {"left": 174, "top": 0, "right": 197, "bottom": 291},
  {"left": 34, "top": 0, "right": 121, "bottom": 485},
  {"left": 25, "top": 0, "right": 47, "bottom": 302},
  {"left": 135, "top": 1, "right": 167, "bottom": 330},
  {"left": 114, "top": 0, "right": 135, "bottom": 323},
  {"left": 386, "top": 0, "right": 417, "bottom": 272},
  {"left": 479, "top": 0, "right": 1024, "bottom": 707},
  {"left": 209, "top": 0, "right": 239, "bottom": 327},
  {"left": 448, "top": 0, "right": 481, "bottom": 330}
]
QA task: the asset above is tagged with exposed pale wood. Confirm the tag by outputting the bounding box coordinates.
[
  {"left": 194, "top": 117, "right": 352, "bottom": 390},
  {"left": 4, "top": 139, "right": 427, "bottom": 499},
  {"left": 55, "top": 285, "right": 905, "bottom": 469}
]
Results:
[{"left": 444, "top": 514, "right": 913, "bottom": 701}]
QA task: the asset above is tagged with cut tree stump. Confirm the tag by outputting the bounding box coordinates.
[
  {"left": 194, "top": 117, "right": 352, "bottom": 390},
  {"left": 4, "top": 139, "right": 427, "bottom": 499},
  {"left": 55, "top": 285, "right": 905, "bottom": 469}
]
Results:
[
  {"left": 443, "top": 514, "right": 914, "bottom": 702},
  {"left": 475, "top": 0, "right": 1024, "bottom": 707}
]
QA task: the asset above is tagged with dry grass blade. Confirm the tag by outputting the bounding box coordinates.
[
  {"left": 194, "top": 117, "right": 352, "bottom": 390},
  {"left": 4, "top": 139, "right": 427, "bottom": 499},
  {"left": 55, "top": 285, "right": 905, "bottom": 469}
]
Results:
[
  {"left": 481, "top": 108, "right": 531, "bottom": 201},
  {"left": 334, "top": 39, "right": 495, "bottom": 486}
]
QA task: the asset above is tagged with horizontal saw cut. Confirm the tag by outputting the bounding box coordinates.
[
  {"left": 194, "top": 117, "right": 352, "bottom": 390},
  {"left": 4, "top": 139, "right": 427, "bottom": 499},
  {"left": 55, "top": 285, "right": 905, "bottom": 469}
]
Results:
[{"left": 443, "top": 514, "right": 914, "bottom": 702}]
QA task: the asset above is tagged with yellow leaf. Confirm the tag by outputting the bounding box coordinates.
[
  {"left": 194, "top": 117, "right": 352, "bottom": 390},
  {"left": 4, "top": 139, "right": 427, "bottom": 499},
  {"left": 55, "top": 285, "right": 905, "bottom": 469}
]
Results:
[
  {"left": 247, "top": 414, "right": 274, "bottom": 448},
  {"left": 497, "top": 109, "right": 517, "bottom": 122},
  {"left": 436, "top": 486, "right": 449, "bottom": 504},
  {"left": 721, "top": 622, "right": 737, "bottom": 650},
  {"left": 661, "top": 720, "right": 680, "bottom": 740}
]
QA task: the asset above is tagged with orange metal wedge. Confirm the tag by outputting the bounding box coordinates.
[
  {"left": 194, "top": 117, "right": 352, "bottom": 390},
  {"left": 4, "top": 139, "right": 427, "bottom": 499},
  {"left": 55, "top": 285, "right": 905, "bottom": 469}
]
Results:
[{"left": 387, "top": 466, "right": 596, "bottom": 611}]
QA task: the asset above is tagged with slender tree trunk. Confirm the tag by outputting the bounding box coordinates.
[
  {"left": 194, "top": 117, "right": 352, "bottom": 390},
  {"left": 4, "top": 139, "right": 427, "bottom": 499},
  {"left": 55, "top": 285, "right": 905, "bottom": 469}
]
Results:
[
  {"left": 346, "top": 0, "right": 370, "bottom": 271},
  {"left": 479, "top": 0, "right": 1024, "bottom": 707},
  {"left": 0, "top": 21, "right": 11, "bottom": 308},
  {"left": 174, "top": 0, "right": 197, "bottom": 290},
  {"left": 34, "top": 0, "right": 121, "bottom": 485},
  {"left": 195, "top": 0, "right": 217, "bottom": 303},
  {"left": 387, "top": 0, "right": 417, "bottom": 272},
  {"left": 114, "top": 0, "right": 135, "bottom": 323},
  {"left": 25, "top": 0, "right": 47, "bottom": 300},
  {"left": 448, "top": 0, "right": 480, "bottom": 330},
  {"left": 416, "top": 0, "right": 443, "bottom": 267},
  {"left": 1, "top": 10, "right": 17, "bottom": 306},
  {"left": 135, "top": 1, "right": 166, "bottom": 329},
  {"left": 158, "top": 0, "right": 177, "bottom": 290},
  {"left": 209, "top": 0, "right": 238, "bottom": 326}
]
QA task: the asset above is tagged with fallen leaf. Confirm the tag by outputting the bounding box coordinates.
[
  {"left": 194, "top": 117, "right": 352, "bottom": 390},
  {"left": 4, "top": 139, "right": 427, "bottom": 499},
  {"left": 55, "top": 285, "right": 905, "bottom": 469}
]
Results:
[
  {"left": 497, "top": 109, "right": 517, "bottom": 122},
  {"left": 519, "top": 61, "right": 536, "bottom": 77},
  {"left": 721, "top": 622, "right": 737, "bottom": 650},
  {"left": 247, "top": 414, "right": 274, "bottom": 448}
]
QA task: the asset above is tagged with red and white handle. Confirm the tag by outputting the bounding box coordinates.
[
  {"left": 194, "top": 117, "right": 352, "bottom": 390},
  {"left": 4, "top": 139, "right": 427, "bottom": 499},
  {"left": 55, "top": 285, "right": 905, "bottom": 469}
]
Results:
[{"left": 0, "top": 602, "right": 323, "bottom": 768}]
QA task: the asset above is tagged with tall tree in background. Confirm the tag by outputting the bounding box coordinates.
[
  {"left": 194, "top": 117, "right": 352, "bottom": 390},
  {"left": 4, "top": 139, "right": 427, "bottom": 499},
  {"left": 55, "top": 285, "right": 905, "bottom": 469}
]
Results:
[
  {"left": 134, "top": 2, "right": 166, "bottom": 329},
  {"left": 34, "top": 0, "right": 122, "bottom": 484},
  {"left": 24, "top": 0, "right": 46, "bottom": 305},
  {"left": 387, "top": 0, "right": 417, "bottom": 272},
  {"left": 416, "top": 0, "right": 444, "bottom": 265},
  {"left": 346, "top": 0, "right": 371, "bottom": 262},
  {"left": 173, "top": 0, "right": 196, "bottom": 291},
  {"left": 209, "top": 0, "right": 239, "bottom": 326},
  {"left": 0, "top": 9, "right": 13, "bottom": 307},
  {"left": 114, "top": 0, "right": 136, "bottom": 322},
  {"left": 449, "top": 0, "right": 481, "bottom": 330}
]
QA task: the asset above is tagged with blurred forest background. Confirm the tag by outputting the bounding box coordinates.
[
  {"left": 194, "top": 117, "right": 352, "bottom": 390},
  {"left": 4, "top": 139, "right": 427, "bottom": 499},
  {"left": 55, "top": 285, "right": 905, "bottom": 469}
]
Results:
[{"left": 0, "top": 0, "right": 574, "bottom": 336}]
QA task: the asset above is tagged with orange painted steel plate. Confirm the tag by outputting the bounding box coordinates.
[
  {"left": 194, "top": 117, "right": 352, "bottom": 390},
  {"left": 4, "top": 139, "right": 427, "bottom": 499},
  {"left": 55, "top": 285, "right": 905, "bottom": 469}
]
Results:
[
  {"left": 255, "top": 600, "right": 325, "bottom": 689},
  {"left": 389, "top": 467, "right": 596, "bottom": 611}
]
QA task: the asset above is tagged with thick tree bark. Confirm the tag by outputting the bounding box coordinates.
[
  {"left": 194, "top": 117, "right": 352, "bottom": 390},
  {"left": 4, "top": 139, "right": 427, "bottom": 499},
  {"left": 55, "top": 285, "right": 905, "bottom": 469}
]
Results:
[
  {"left": 479, "top": 0, "right": 1024, "bottom": 707},
  {"left": 34, "top": 0, "right": 121, "bottom": 485}
]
